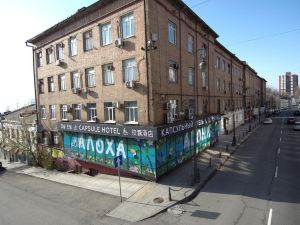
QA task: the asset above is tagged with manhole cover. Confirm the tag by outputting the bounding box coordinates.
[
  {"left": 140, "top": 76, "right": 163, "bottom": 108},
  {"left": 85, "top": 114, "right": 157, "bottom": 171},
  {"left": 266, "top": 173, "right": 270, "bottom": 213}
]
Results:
[
  {"left": 153, "top": 197, "right": 164, "bottom": 204},
  {"left": 167, "top": 205, "right": 185, "bottom": 216}
]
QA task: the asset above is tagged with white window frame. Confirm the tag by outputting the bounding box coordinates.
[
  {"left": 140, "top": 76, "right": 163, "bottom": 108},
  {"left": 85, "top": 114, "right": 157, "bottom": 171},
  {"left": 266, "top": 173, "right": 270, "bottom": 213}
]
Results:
[
  {"left": 87, "top": 104, "right": 97, "bottom": 122},
  {"left": 39, "top": 79, "right": 44, "bottom": 94},
  {"left": 49, "top": 105, "right": 56, "bottom": 120},
  {"left": 83, "top": 30, "right": 93, "bottom": 51},
  {"left": 188, "top": 67, "right": 194, "bottom": 85},
  {"left": 41, "top": 106, "right": 46, "bottom": 119},
  {"left": 187, "top": 34, "right": 194, "bottom": 53},
  {"left": 61, "top": 105, "right": 68, "bottom": 121},
  {"left": 73, "top": 104, "right": 81, "bottom": 121},
  {"left": 59, "top": 74, "right": 66, "bottom": 91},
  {"left": 124, "top": 101, "right": 138, "bottom": 124},
  {"left": 101, "top": 23, "right": 112, "bottom": 46},
  {"left": 86, "top": 67, "right": 95, "bottom": 87},
  {"left": 72, "top": 71, "right": 81, "bottom": 89},
  {"left": 37, "top": 51, "right": 42, "bottom": 67},
  {"left": 48, "top": 76, "right": 55, "bottom": 92},
  {"left": 103, "top": 64, "right": 114, "bottom": 85},
  {"left": 56, "top": 43, "right": 64, "bottom": 60},
  {"left": 104, "top": 102, "right": 116, "bottom": 123},
  {"left": 121, "top": 13, "right": 135, "bottom": 39},
  {"left": 123, "top": 58, "right": 137, "bottom": 82},
  {"left": 46, "top": 48, "right": 53, "bottom": 64},
  {"left": 169, "top": 61, "right": 177, "bottom": 83},
  {"left": 168, "top": 21, "right": 176, "bottom": 45},
  {"left": 69, "top": 36, "right": 77, "bottom": 56}
]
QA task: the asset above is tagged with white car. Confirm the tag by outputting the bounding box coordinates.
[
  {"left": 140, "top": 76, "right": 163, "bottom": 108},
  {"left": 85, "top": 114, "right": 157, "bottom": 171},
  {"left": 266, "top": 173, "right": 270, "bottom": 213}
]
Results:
[
  {"left": 294, "top": 122, "right": 300, "bottom": 131},
  {"left": 263, "top": 118, "right": 273, "bottom": 124}
]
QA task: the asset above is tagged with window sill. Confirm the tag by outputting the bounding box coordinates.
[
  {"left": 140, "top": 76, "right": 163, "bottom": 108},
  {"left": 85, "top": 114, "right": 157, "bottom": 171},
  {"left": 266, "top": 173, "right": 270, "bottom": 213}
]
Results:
[
  {"left": 73, "top": 120, "right": 81, "bottom": 122},
  {"left": 102, "top": 43, "right": 112, "bottom": 47},
  {"left": 41, "top": 118, "right": 47, "bottom": 120},
  {"left": 87, "top": 120, "right": 96, "bottom": 123},
  {"left": 122, "top": 35, "right": 135, "bottom": 40},
  {"left": 103, "top": 83, "right": 115, "bottom": 86},
  {"left": 50, "top": 119, "right": 56, "bottom": 121},
  {"left": 124, "top": 122, "right": 138, "bottom": 125},
  {"left": 61, "top": 119, "right": 68, "bottom": 122},
  {"left": 104, "top": 121, "right": 116, "bottom": 124}
]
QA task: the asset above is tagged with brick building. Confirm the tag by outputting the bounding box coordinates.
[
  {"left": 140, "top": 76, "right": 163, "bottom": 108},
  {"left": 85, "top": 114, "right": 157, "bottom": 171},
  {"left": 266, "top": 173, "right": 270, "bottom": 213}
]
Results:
[{"left": 27, "top": 0, "right": 266, "bottom": 180}]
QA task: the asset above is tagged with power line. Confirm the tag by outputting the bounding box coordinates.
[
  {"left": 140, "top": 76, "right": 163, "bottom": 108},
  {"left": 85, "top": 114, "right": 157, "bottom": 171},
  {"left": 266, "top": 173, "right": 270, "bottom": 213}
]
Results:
[
  {"left": 190, "top": 0, "right": 213, "bottom": 8},
  {"left": 228, "top": 28, "right": 300, "bottom": 46}
]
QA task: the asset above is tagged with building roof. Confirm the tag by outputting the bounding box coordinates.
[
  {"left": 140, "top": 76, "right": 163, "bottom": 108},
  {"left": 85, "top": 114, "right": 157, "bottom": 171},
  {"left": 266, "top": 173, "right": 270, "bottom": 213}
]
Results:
[
  {"left": 27, "top": 0, "right": 219, "bottom": 45},
  {"left": 2, "top": 104, "right": 36, "bottom": 122}
]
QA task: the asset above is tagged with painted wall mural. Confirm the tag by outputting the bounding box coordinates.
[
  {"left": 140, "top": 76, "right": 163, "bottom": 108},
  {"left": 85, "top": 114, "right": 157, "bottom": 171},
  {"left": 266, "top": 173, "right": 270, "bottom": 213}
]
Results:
[{"left": 63, "top": 121, "right": 219, "bottom": 179}]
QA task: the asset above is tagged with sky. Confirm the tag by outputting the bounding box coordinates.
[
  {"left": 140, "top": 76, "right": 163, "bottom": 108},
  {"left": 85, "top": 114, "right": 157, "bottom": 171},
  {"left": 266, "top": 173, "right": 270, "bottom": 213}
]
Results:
[{"left": 0, "top": 0, "right": 299, "bottom": 112}]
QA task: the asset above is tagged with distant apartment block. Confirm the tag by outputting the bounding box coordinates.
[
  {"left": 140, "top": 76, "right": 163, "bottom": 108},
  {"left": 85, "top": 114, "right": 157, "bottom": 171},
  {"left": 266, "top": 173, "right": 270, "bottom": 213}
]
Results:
[{"left": 279, "top": 72, "right": 298, "bottom": 97}]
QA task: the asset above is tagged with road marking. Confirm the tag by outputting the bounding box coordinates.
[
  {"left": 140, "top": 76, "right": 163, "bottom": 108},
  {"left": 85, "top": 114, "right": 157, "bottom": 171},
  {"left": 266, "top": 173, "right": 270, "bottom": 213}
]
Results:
[
  {"left": 267, "top": 208, "right": 273, "bottom": 225},
  {"left": 280, "top": 138, "right": 282, "bottom": 142},
  {"left": 277, "top": 148, "right": 280, "bottom": 154},
  {"left": 275, "top": 166, "right": 279, "bottom": 178},
  {"left": 281, "top": 130, "right": 283, "bottom": 134}
]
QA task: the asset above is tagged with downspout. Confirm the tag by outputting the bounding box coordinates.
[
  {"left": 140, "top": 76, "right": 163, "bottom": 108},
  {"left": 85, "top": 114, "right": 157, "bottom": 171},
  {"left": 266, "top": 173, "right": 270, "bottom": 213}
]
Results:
[
  {"left": 143, "top": 0, "right": 151, "bottom": 125},
  {"left": 194, "top": 22, "right": 198, "bottom": 117},
  {"left": 179, "top": 10, "right": 183, "bottom": 109}
]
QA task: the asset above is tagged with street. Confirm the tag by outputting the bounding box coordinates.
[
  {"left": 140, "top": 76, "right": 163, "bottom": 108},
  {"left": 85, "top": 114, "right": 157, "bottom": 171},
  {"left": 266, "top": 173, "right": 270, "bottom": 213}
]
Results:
[
  {"left": 0, "top": 109, "right": 299, "bottom": 225},
  {"left": 141, "top": 108, "right": 300, "bottom": 225}
]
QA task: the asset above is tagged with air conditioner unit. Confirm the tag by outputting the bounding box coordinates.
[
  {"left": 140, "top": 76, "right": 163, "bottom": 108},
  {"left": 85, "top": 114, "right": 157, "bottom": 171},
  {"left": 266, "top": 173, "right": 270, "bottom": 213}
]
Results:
[
  {"left": 170, "top": 63, "right": 179, "bottom": 70},
  {"left": 112, "top": 101, "right": 120, "bottom": 109},
  {"left": 125, "top": 80, "right": 136, "bottom": 88},
  {"left": 107, "top": 65, "right": 114, "bottom": 71},
  {"left": 81, "top": 87, "right": 89, "bottom": 94},
  {"left": 115, "top": 38, "right": 124, "bottom": 48},
  {"left": 55, "top": 59, "right": 63, "bottom": 66}
]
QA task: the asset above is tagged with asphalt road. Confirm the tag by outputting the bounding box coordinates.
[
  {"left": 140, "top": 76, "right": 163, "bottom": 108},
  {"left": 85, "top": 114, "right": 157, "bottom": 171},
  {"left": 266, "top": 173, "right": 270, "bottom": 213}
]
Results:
[{"left": 142, "top": 108, "right": 300, "bottom": 225}]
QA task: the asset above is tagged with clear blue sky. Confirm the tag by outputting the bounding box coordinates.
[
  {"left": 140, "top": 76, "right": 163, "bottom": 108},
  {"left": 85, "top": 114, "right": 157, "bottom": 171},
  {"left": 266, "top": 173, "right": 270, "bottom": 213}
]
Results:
[
  {"left": 183, "top": 0, "right": 300, "bottom": 89},
  {"left": 0, "top": 0, "right": 299, "bottom": 112}
]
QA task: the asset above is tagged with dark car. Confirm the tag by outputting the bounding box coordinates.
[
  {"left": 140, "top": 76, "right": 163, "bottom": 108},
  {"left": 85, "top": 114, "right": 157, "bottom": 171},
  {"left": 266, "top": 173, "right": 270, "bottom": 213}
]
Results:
[
  {"left": 287, "top": 117, "right": 296, "bottom": 124},
  {"left": 272, "top": 110, "right": 281, "bottom": 115},
  {"left": 294, "top": 110, "right": 300, "bottom": 116}
]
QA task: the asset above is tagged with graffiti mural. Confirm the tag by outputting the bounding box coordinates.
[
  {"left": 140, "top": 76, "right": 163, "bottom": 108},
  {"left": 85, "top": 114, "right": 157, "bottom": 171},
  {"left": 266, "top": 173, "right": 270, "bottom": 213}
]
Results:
[{"left": 63, "top": 121, "right": 219, "bottom": 179}]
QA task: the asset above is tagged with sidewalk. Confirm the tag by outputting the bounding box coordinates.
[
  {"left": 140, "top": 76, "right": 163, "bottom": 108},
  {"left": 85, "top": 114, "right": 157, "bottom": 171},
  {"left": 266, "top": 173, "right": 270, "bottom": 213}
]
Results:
[{"left": 1, "top": 118, "right": 262, "bottom": 222}]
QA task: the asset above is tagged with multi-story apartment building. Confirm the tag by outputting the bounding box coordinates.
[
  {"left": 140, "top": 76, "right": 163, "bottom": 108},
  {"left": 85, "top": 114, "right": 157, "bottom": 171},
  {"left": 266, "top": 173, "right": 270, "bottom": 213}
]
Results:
[
  {"left": 27, "top": 0, "right": 266, "bottom": 180},
  {"left": 279, "top": 72, "right": 298, "bottom": 97}
]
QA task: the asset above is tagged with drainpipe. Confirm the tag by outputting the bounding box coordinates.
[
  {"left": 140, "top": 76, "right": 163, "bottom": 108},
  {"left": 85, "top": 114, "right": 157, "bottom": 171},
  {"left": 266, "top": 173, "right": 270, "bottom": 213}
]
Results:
[
  {"left": 25, "top": 41, "right": 39, "bottom": 152},
  {"left": 143, "top": 0, "right": 151, "bottom": 125}
]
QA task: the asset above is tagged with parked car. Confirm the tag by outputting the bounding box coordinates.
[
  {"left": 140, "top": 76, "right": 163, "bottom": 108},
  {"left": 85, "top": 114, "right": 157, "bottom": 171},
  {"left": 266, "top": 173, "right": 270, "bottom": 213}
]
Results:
[
  {"left": 294, "top": 121, "right": 300, "bottom": 131},
  {"left": 294, "top": 110, "right": 300, "bottom": 116},
  {"left": 287, "top": 117, "right": 296, "bottom": 124},
  {"left": 263, "top": 118, "right": 273, "bottom": 124},
  {"left": 272, "top": 110, "right": 281, "bottom": 115}
]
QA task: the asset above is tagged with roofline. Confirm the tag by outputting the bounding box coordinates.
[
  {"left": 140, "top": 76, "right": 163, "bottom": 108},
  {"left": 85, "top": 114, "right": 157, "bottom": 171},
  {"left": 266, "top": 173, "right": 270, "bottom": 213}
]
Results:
[{"left": 1, "top": 104, "right": 36, "bottom": 116}]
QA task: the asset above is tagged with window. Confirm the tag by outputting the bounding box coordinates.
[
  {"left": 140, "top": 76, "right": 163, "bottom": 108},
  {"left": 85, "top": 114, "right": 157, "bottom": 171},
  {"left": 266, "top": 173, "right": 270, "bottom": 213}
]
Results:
[
  {"left": 48, "top": 76, "right": 55, "bottom": 92},
  {"left": 217, "top": 78, "right": 220, "bottom": 91},
  {"left": 187, "top": 34, "right": 194, "bottom": 53},
  {"left": 60, "top": 105, "right": 68, "bottom": 121},
  {"left": 83, "top": 30, "right": 93, "bottom": 51},
  {"left": 56, "top": 43, "right": 64, "bottom": 60},
  {"left": 168, "top": 21, "right": 176, "bottom": 44},
  {"left": 121, "top": 13, "right": 135, "bottom": 38},
  {"left": 202, "top": 72, "right": 208, "bottom": 88},
  {"left": 103, "top": 64, "right": 114, "bottom": 85},
  {"left": 101, "top": 23, "right": 112, "bottom": 46},
  {"left": 87, "top": 103, "right": 97, "bottom": 122},
  {"left": 167, "top": 100, "right": 178, "bottom": 123},
  {"left": 227, "top": 63, "right": 231, "bottom": 74},
  {"left": 73, "top": 104, "right": 81, "bottom": 121},
  {"left": 58, "top": 74, "right": 66, "bottom": 91},
  {"left": 69, "top": 36, "right": 77, "bottom": 56},
  {"left": 123, "top": 58, "right": 137, "bottom": 82},
  {"left": 49, "top": 105, "right": 56, "bottom": 120},
  {"left": 124, "top": 101, "right": 138, "bottom": 123},
  {"left": 216, "top": 56, "right": 221, "bottom": 69},
  {"left": 46, "top": 47, "right": 53, "bottom": 64},
  {"left": 71, "top": 71, "right": 81, "bottom": 89},
  {"left": 37, "top": 51, "right": 42, "bottom": 67},
  {"left": 221, "top": 59, "right": 225, "bottom": 71},
  {"left": 169, "top": 61, "right": 178, "bottom": 83},
  {"left": 188, "top": 68, "right": 194, "bottom": 85},
  {"left": 104, "top": 102, "right": 116, "bottom": 123},
  {"left": 40, "top": 105, "right": 46, "bottom": 119},
  {"left": 86, "top": 67, "right": 95, "bottom": 87},
  {"left": 38, "top": 79, "right": 44, "bottom": 94}
]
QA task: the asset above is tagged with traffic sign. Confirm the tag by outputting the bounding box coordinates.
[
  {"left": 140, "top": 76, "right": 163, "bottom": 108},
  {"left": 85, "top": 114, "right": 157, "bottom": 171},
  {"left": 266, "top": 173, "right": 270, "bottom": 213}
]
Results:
[{"left": 114, "top": 155, "right": 123, "bottom": 168}]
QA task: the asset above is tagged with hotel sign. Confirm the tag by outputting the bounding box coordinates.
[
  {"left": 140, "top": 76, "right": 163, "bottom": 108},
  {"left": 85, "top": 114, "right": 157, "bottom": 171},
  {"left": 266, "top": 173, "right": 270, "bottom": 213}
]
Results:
[{"left": 58, "top": 122, "right": 157, "bottom": 140}]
